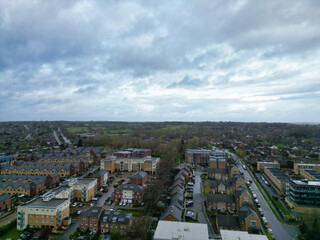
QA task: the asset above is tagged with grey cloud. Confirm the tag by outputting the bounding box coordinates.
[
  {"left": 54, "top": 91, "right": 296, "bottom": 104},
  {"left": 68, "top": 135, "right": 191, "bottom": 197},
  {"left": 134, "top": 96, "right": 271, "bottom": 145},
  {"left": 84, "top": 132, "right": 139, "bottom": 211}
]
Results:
[{"left": 168, "top": 75, "right": 205, "bottom": 89}]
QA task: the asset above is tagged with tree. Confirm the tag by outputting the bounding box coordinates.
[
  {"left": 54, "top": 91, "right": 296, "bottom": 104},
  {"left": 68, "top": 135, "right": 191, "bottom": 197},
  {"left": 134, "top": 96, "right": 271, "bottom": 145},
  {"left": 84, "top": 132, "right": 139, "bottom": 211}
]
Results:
[
  {"left": 77, "top": 139, "right": 83, "bottom": 147},
  {"left": 202, "top": 180, "right": 211, "bottom": 195}
]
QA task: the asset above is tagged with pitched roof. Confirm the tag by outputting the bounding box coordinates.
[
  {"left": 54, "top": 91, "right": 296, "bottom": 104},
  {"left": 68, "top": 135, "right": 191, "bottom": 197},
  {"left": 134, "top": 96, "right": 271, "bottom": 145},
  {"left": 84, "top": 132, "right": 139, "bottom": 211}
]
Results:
[
  {"left": 238, "top": 206, "right": 259, "bottom": 221},
  {"left": 207, "top": 194, "right": 235, "bottom": 203},
  {"left": 130, "top": 171, "right": 147, "bottom": 180},
  {"left": 209, "top": 180, "right": 232, "bottom": 188},
  {"left": 82, "top": 207, "right": 103, "bottom": 218},
  {"left": 161, "top": 204, "right": 182, "bottom": 222},
  {"left": 100, "top": 210, "right": 132, "bottom": 224},
  {"left": 0, "top": 194, "right": 11, "bottom": 201},
  {"left": 116, "top": 184, "right": 143, "bottom": 193},
  {"left": 217, "top": 215, "right": 240, "bottom": 228},
  {"left": 208, "top": 168, "right": 228, "bottom": 174}
]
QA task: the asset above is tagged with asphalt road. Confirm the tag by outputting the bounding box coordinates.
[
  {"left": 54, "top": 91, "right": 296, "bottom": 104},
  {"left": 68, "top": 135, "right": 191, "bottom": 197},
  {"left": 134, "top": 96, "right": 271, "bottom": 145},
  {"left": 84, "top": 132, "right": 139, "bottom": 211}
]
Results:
[
  {"left": 229, "top": 152, "right": 299, "bottom": 240},
  {"left": 192, "top": 168, "right": 214, "bottom": 235}
]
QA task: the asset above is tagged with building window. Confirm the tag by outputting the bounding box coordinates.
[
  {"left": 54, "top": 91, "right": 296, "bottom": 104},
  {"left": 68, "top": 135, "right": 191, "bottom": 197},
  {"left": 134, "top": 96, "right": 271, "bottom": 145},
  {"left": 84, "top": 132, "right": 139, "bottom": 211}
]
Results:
[{"left": 250, "top": 221, "right": 257, "bottom": 227}]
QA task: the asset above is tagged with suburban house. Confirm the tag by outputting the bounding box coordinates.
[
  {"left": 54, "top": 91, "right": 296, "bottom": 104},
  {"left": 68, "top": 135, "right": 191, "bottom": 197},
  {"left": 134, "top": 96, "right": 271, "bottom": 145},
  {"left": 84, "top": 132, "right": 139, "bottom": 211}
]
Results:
[
  {"left": 0, "top": 194, "right": 12, "bottom": 216},
  {"left": 100, "top": 210, "right": 133, "bottom": 235},
  {"left": 80, "top": 207, "right": 103, "bottom": 234},
  {"left": 130, "top": 171, "right": 148, "bottom": 185},
  {"left": 114, "top": 184, "right": 144, "bottom": 203},
  {"left": 238, "top": 206, "right": 261, "bottom": 231},
  {"left": 206, "top": 194, "right": 236, "bottom": 213},
  {"left": 234, "top": 187, "right": 252, "bottom": 209},
  {"left": 216, "top": 215, "right": 240, "bottom": 232},
  {"left": 160, "top": 205, "right": 182, "bottom": 222}
]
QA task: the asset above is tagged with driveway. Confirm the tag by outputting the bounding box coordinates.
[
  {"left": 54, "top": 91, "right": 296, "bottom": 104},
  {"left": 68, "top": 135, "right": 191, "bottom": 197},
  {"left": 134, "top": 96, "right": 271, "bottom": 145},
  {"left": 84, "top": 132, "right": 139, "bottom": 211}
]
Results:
[{"left": 0, "top": 210, "right": 16, "bottom": 226}]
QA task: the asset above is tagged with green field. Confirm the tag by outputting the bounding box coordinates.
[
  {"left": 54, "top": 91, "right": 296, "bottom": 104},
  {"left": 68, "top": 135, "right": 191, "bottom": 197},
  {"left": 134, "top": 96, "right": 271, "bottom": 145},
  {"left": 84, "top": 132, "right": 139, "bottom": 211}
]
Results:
[{"left": 66, "top": 127, "right": 90, "bottom": 133}]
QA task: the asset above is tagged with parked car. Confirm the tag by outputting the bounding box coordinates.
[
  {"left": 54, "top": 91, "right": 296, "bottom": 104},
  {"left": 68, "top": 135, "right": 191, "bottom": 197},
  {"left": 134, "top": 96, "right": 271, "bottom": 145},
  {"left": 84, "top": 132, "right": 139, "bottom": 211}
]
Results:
[
  {"left": 79, "top": 203, "right": 84, "bottom": 207},
  {"left": 186, "top": 201, "right": 193, "bottom": 206},
  {"left": 119, "top": 201, "right": 123, "bottom": 206},
  {"left": 110, "top": 207, "right": 116, "bottom": 211},
  {"left": 58, "top": 226, "right": 67, "bottom": 230},
  {"left": 255, "top": 199, "right": 259, "bottom": 204},
  {"left": 140, "top": 202, "right": 145, "bottom": 207},
  {"left": 90, "top": 203, "right": 94, "bottom": 206},
  {"left": 253, "top": 194, "right": 257, "bottom": 199},
  {"left": 249, "top": 180, "right": 252, "bottom": 183},
  {"left": 77, "top": 210, "right": 83, "bottom": 215},
  {"left": 107, "top": 200, "right": 113, "bottom": 205},
  {"left": 92, "top": 197, "right": 98, "bottom": 201},
  {"left": 72, "top": 203, "right": 77, "bottom": 207}
]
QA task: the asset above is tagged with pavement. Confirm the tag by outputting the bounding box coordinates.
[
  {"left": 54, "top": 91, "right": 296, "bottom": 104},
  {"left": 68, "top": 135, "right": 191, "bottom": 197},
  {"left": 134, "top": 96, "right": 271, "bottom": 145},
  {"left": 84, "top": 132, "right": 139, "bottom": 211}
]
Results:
[
  {"left": 0, "top": 210, "right": 16, "bottom": 226},
  {"left": 228, "top": 151, "right": 300, "bottom": 240}
]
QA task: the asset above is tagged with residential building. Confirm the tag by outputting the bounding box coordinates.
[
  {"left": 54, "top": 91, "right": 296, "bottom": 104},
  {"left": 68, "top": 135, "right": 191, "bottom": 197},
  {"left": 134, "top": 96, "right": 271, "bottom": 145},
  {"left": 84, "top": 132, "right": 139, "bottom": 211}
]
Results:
[
  {"left": 130, "top": 171, "right": 148, "bottom": 185},
  {"left": 160, "top": 204, "right": 182, "bottom": 222},
  {"left": 294, "top": 163, "right": 320, "bottom": 175},
  {"left": 0, "top": 180, "right": 46, "bottom": 197},
  {"left": 90, "top": 170, "right": 109, "bottom": 188},
  {"left": 79, "top": 207, "right": 103, "bottom": 233},
  {"left": 100, "top": 210, "right": 133, "bottom": 235},
  {"left": 286, "top": 179, "right": 320, "bottom": 211},
  {"left": 300, "top": 169, "right": 320, "bottom": 181},
  {"left": 114, "top": 184, "right": 144, "bottom": 203},
  {"left": 216, "top": 215, "right": 240, "bottom": 232},
  {"left": 0, "top": 194, "right": 12, "bottom": 216},
  {"left": 17, "top": 195, "right": 70, "bottom": 230},
  {"left": 206, "top": 194, "right": 236, "bottom": 213},
  {"left": 234, "top": 187, "right": 252, "bottom": 209},
  {"left": 113, "top": 148, "right": 151, "bottom": 158},
  {"left": 0, "top": 155, "right": 16, "bottom": 165},
  {"left": 238, "top": 206, "right": 260, "bottom": 231},
  {"left": 100, "top": 156, "right": 159, "bottom": 174},
  {"left": 74, "top": 178, "right": 97, "bottom": 202},
  {"left": 185, "top": 149, "right": 211, "bottom": 166},
  {"left": 154, "top": 220, "right": 209, "bottom": 240},
  {"left": 257, "top": 161, "right": 280, "bottom": 172},
  {"left": 264, "top": 167, "right": 289, "bottom": 196}
]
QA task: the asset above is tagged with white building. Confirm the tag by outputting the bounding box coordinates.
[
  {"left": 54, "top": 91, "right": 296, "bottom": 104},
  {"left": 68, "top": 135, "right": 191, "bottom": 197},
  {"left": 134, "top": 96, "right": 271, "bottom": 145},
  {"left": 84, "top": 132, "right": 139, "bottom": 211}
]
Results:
[{"left": 154, "top": 220, "right": 209, "bottom": 240}]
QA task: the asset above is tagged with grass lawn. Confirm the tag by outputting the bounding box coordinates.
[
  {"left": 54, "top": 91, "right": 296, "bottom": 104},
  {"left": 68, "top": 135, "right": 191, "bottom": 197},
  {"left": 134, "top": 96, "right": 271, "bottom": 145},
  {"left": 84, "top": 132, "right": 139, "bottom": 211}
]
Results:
[
  {"left": 0, "top": 227, "right": 23, "bottom": 240},
  {"left": 66, "top": 126, "right": 89, "bottom": 133},
  {"left": 118, "top": 208, "right": 146, "bottom": 217}
]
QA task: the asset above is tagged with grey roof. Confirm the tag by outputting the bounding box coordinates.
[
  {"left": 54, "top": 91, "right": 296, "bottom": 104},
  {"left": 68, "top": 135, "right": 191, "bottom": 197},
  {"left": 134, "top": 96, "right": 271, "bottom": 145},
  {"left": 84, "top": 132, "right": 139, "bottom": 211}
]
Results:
[
  {"left": 171, "top": 185, "right": 184, "bottom": 196},
  {"left": 28, "top": 197, "right": 68, "bottom": 208},
  {"left": 209, "top": 180, "right": 232, "bottom": 188},
  {"left": 90, "top": 170, "right": 108, "bottom": 178},
  {"left": 238, "top": 206, "right": 259, "bottom": 221},
  {"left": 0, "top": 194, "right": 11, "bottom": 201},
  {"left": 100, "top": 210, "right": 132, "bottom": 224},
  {"left": 234, "top": 187, "right": 250, "bottom": 199},
  {"left": 207, "top": 194, "right": 235, "bottom": 203},
  {"left": 265, "top": 167, "right": 290, "bottom": 182},
  {"left": 82, "top": 207, "right": 103, "bottom": 218},
  {"left": 217, "top": 215, "right": 240, "bottom": 228},
  {"left": 116, "top": 184, "right": 143, "bottom": 193},
  {"left": 130, "top": 171, "right": 147, "bottom": 180},
  {"left": 208, "top": 168, "right": 228, "bottom": 174},
  {"left": 161, "top": 204, "right": 182, "bottom": 222}
]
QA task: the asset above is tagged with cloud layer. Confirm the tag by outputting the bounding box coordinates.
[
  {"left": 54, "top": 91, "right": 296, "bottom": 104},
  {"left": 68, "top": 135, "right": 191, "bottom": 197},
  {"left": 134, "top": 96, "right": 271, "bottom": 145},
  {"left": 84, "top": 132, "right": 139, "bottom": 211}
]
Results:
[{"left": 1, "top": 0, "right": 320, "bottom": 122}]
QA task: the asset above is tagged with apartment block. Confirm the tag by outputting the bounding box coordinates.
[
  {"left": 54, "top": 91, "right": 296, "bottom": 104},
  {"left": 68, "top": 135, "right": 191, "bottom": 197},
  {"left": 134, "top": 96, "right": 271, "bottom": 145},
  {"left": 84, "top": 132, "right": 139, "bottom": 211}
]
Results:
[
  {"left": 101, "top": 156, "right": 159, "bottom": 174},
  {"left": 294, "top": 163, "right": 320, "bottom": 175},
  {"left": 264, "top": 167, "right": 289, "bottom": 196},
  {"left": 17, "top": 195, "right": 70, "bottom": 230},
  {"left": 130, "top": 171, "right": 148, "bottom": 185},
  {"left": 257, "top": 161, "right": 280, "bottom": 172},
  {"left": 74, "top": 178, "right": 97, "bottom": 202},
  {"left": 300, "top": 169, "right": 320, "bottom": 181},
  {"left": 90, "top": 170, "right": 109, "bottom": 188},
  {"left": 286, "top": 179, "right": 320, "bottom": 210},
  {"left": 185, "top": 149, "right": 211, "bottom": 166}
]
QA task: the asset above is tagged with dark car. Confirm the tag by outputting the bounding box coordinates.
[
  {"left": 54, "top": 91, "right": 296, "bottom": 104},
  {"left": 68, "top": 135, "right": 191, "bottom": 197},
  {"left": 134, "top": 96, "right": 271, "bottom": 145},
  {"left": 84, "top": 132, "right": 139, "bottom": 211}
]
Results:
[{"left": 108, "top": 200, "right": 113, "bottom": 205}]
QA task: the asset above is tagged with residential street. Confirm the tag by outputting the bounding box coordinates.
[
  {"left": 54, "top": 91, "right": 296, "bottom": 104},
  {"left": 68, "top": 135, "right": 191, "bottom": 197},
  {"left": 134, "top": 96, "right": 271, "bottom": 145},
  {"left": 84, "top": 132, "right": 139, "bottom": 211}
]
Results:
[
  {"left": 228, "top": 151, "right": 300, "bottom": 240},
  {"left": 193, "top": 168, "right": 214, "bottom": 235}
]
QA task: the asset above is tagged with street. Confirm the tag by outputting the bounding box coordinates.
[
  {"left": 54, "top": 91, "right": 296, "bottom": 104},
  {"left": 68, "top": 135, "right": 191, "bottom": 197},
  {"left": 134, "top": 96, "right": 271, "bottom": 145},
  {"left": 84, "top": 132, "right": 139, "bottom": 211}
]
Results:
[
  {"left": 192, "top": 168, "right": 214, "bottom": 235},
  {"left": 230, "top": 152, "right": 299, "bottom": 240}
]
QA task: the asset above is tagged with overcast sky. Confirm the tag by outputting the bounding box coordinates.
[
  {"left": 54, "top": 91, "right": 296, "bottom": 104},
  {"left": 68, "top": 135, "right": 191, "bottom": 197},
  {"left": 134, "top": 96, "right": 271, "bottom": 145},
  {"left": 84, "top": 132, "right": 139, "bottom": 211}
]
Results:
[{"left": 0, "top": 0, "right": 320, "bottom": 122}]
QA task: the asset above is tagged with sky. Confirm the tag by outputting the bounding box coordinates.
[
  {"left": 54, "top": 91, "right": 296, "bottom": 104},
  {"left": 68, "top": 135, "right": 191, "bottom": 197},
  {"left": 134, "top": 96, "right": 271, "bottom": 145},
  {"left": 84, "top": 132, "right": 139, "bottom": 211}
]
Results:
[{"left": 0, "top": 0, "right": 320, "bottom": 122}]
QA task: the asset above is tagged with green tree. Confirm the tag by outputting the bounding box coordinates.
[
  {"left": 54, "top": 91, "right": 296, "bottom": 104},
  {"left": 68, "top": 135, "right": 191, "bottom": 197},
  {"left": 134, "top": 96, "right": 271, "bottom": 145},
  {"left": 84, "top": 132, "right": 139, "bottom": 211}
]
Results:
[{"left": 202, "top": 180, "right": 211, "bottom": 195}]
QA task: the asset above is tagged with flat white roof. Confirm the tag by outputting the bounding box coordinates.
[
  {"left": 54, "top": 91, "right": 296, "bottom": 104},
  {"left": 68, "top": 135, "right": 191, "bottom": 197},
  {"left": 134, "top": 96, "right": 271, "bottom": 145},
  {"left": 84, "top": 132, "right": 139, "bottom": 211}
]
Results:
[
  {"left": 296, "top": 163, "right": 320, "bottom": 166},
  {"left": 154, "top": 220, "right": 209, "bottom": 240},
  {"left": 220, "top": 230, "right": 268, "bottom": 240},
  {"left": 292, "top": 180, "right": 320, "bottom": 186}
]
